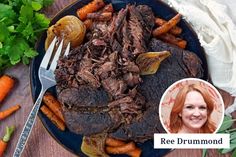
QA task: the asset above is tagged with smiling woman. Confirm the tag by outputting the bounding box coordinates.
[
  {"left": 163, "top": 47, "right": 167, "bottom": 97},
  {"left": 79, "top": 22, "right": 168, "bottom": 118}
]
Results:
[
  {"left": 170, "top": 84, "right": 216, "bottom": 133},
  {"left": 159, "top": 78, "right": 224, "bottom": 134}
]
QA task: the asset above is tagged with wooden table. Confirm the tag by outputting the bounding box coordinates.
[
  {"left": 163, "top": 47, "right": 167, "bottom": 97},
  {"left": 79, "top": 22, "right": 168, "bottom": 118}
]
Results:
[{"left": 1, "top": 0, "right": 234, "bottom": 157}]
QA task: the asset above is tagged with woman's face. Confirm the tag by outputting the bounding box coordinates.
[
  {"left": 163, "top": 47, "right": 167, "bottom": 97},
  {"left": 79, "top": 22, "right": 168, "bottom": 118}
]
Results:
[{"left": 180, "top": 90, "right": 208, "bottom": 133}]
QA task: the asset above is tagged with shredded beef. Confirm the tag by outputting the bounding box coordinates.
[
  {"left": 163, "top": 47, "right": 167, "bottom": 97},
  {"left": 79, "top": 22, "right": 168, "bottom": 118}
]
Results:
[{"left": 54, "top": 4, "right": 204, "bottom": 142}]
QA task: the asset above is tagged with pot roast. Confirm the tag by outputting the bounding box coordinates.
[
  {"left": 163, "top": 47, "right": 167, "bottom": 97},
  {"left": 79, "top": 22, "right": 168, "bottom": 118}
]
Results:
[{"left": 55, "top": 4, "right": 204, "bottom": 142}]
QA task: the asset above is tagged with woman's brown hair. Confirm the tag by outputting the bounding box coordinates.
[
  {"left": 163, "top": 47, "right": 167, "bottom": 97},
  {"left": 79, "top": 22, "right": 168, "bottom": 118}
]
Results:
[{"left": 169, "top": 83, "right": 216, "bottom": 133}]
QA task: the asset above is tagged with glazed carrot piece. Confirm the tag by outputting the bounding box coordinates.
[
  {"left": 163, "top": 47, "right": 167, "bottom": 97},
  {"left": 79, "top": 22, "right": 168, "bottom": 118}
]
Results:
[
  {"left": 153, "top": 14, "right": 181, "bottom": 36},
  {"left": 158, "top": 33, "right": 187, "bottom": 49},
  {"left": 155, "top": 17, "right": 182, "bottom": 35},
  {"left": 127, "top": 148, "right": 142, "bottom": 157},
  {"left": 87, "top": 12, "right": 112, "bottom": 21},
  {"left": 105, "top": 137, "right": 142, "bottom": 157},
  {"left": 83, "top": 3, "right": 113, "bottom": 29},
  {"left": 0, "top": 75, "right": 15, "bottom": 103},
  {"left": 0, "top": 104, "right": 21, "bottom": 120},
  {"left": 0, "top": 126, "right": 14, "bottom": 157},
  {"left": 106, "top": 141, "right": 136, "bottom": 154},
  {"left": 105, "top": 137, "right": 126, "bottom": 147},
  {"left": 40, "top": 105, "right": 65, "bottom": 131},
  {"left": 76, "top": 0, "right": 105, "bottom": 21},
  {"left": 43, "top": 92, "right": 65, "bottom": 123}
]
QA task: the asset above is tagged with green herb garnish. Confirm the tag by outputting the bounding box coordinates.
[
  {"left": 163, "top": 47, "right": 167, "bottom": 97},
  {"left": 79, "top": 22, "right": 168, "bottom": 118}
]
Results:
[
  {"left": 202, "top": 115, "right": 236, "bottom": 156},
  {"left": 0, "top": 0, "right": 54, "bottom": 72}
]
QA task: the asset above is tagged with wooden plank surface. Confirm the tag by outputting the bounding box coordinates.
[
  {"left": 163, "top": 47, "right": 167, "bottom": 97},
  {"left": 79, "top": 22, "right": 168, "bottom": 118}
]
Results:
[{"left": 0, "top": 0, "right": 234, "bottom": 157}]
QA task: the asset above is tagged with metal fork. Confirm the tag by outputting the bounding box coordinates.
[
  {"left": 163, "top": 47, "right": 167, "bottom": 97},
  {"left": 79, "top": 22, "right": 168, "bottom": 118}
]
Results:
[{"left": 13, "top": 37, "right": 70, "bottom": 157}]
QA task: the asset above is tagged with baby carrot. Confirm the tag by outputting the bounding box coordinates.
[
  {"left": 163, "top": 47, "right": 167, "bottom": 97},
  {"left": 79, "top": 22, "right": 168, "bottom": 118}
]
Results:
[
  {"left": 105, "top": 137, "right": 142, "bottom": 157},
  {"left": 105, "top": 137, "right": 126, "bottom": 147},
  {"left": 127, "top": 148, "right": 142, "bottom": 157},
  {"left": 40, "top": 105, "right": 65, "bottom": 131},
  {"left": 153, "top": 14, "right": 181, "bottom": 36},
  {"left": 0, "top": 126, "right": 14, "bottom": 157},
  {"left": 43, "top": 92, "right": 65, "bottom": 123},
  {"left": 0, "top": 75, "right": 15, "bottom": 103},
  {"left": 158, "top": 33, "right": 187, "bottom": 49},
  {"left": 155, "top": 17, "right": 182, "bottom": 35},
  {"left": 76, "top": 0, "right": 105, "bottom": 21},
  {"left": 0, "top": 104, "right": 21, "bottom": 120},
  {"left": 106, "top": 141, "right": 136, "bottom": 154}
]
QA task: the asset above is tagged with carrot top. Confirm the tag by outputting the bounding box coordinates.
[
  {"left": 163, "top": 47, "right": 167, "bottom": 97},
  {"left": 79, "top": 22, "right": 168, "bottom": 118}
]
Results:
[{"left": 2, "top": 126, "right": 14, "bottom": 143}]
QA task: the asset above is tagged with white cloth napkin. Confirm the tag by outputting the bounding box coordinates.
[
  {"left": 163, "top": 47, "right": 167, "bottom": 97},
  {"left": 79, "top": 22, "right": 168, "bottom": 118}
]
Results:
[{"left": 162, "top": 0, "right": 236, "bottom": 115}]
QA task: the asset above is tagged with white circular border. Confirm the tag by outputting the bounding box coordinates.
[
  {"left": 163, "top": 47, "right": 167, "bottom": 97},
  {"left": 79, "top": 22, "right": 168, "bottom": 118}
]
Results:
[{"left": 158, "top": 78, "right": 225, "bottom": 134}]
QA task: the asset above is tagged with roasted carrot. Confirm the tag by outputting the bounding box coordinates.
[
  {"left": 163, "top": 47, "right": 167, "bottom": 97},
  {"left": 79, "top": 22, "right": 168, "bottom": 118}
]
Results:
[
  {"left": 158, "top": 33, "right": 187, "bottom": 49},
  {"left": 76, "top": 0, "right": 105, "bottom": 21},
  {"left": 105, "top": 137, "right": 126, "bottom": 147},
  {"left": 153, "top": 14, "right": 181, "bottom": 36},
  {"left": 43, "top": 92, "right": 65, "bottom": 123},
  {"left": 87, "top": 12, "right": 112, "bottom": 21},
  {"left": 127, "top": 148, "right": 142, "bottom": 157},
  {"left": 0, "top": 104, "right": 21, "bottom": 120},
  {"left": 106, "top": 141, "right": 136, "bottom": 154},
  {"left": 0, "top": 126, "right": 14, "bottom": 157},
  {"left": 40, "top": 105, "right": 65, "bottom": 131},
  {"left": 105, "top": 137, "right": 142, "bottom": 157},
  {"left": 82, "top": 3, "right": 113, "bottom": 29},
  {"left": 0, "top": 75, "right": 15, "bottom": 103},
  {"left": 155, "top": 17, "right": 182, "bottom": 35}
]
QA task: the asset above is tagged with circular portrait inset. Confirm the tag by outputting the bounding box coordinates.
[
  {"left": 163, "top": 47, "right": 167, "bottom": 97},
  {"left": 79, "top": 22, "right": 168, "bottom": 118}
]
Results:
[{"left": 159, "top": 78, "right": 224, "bottom": 134}]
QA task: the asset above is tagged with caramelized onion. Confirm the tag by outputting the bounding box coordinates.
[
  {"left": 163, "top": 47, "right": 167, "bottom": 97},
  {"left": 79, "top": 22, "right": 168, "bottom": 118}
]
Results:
[{"left": 45, "top": 15, "right": 86, "bottom": 50}]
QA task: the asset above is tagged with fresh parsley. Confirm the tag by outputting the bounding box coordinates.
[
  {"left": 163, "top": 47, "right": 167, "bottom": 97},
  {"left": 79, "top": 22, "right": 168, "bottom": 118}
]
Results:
[{"left": 0, "top": 0, "right": 54, "bottom": 72}]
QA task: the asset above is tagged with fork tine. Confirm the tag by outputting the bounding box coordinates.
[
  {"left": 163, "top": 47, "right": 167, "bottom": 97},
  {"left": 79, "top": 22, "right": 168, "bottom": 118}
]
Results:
[
  {"left": 64, "top": 42, "right": 70, "bottom": 57},
  {"left": 40, "top": 37, "right": 57, "bottom": 68},
  {"left": 49, "top": 39, "right": 64, "bottom": 71}
]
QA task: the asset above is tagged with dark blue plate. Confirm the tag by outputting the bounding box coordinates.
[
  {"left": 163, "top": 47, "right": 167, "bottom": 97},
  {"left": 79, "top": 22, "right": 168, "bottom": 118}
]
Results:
[{"left": 30, "top": 0, "right": 207, "bottom": 157}]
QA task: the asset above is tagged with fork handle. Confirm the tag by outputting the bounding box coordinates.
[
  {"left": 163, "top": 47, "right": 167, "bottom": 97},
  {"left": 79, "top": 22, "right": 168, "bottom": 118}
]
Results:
[{"left": 13, "top": 89, "right": 46, "bottom": 157}]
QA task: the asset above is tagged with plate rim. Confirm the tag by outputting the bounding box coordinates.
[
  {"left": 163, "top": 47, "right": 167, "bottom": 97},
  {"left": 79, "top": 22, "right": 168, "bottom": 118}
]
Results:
[{"left": 30, "top": 0, "right": 208, "bottom": 156}]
